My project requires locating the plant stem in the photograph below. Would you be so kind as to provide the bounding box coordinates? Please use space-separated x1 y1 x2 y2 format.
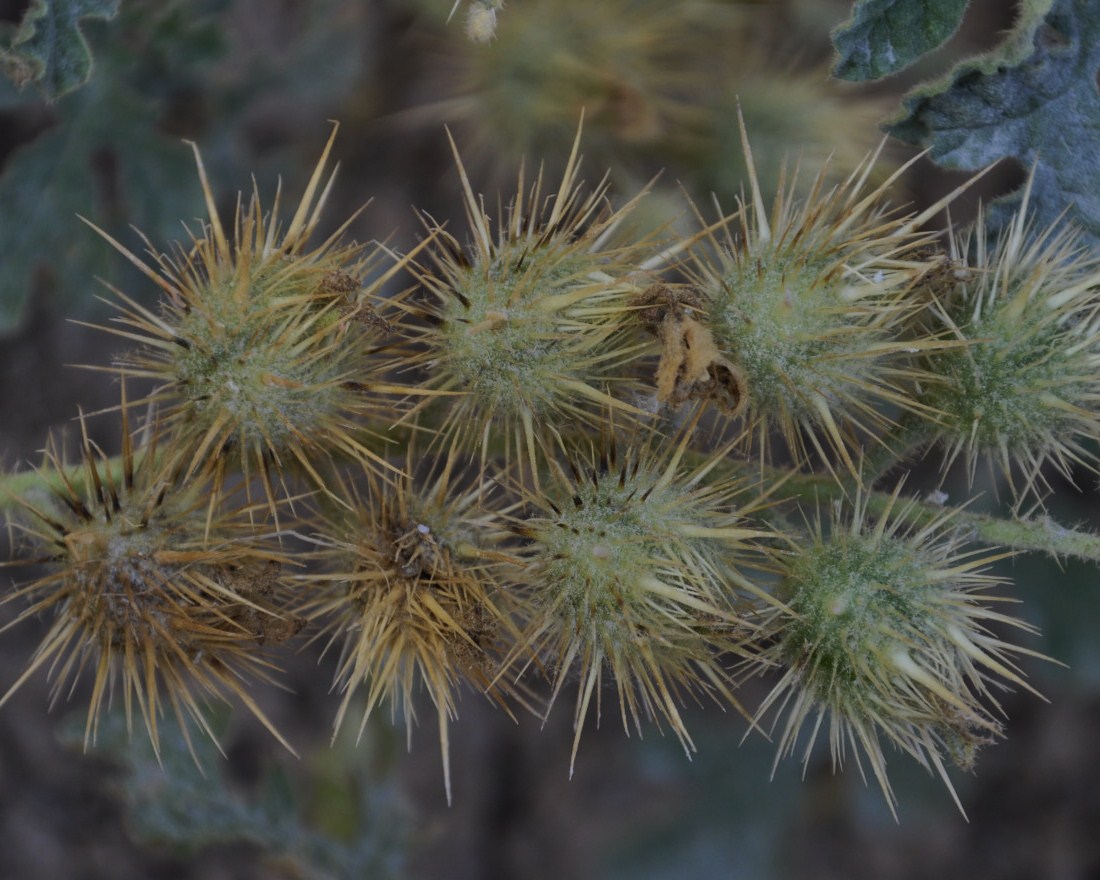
857 411 937 488
713 455 1100 565
6 442 1100 566
0 461 123 513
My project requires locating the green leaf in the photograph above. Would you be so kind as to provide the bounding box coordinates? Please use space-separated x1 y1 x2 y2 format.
886 0 1100 244
0 0 377 333
0 2 236 334
0 0 120 99
0 77 210 334
832 0 971 81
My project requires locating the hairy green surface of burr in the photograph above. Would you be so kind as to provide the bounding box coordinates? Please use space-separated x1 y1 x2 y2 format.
171 293 348 448
927 316 1084 450
780 532 935 691
437 245 602 419
534 470 688 622
512 435 769 767
706 249 883 413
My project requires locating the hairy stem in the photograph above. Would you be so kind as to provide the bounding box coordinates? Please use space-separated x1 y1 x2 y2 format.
1 460 121 511
856 411 938 489
714 456 1100 565
5 443 1100 565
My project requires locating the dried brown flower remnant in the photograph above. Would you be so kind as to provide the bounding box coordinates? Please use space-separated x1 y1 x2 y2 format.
635 284 746 415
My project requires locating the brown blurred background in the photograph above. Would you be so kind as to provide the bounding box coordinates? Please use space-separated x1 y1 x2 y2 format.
2 1 1099 878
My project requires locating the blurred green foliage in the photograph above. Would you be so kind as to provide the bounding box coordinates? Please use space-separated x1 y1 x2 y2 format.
0 0 227 333
0 0 119 98
0 0 372 334
60 709 408 880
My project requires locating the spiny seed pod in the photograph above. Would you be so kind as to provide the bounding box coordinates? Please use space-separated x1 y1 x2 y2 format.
305 450 520 804
395 127 655 472
86 125 412 507
919 176 1100 506
1 400 302 757
681 115 980 472
751 486 1043 817
508 423 776 770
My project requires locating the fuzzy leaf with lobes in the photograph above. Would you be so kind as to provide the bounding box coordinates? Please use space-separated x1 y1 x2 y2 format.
0 2 229 334
831 0 970 81
887 0 1100 244
60 711 404 880
0 86 207 333
0 0 119 98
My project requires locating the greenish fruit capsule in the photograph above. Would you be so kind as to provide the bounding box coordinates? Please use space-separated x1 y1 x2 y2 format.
752 488 1042 818
508 426 777 771
87 126 413 508
919 177 1100 506
681 114 989 472
396 127 657 472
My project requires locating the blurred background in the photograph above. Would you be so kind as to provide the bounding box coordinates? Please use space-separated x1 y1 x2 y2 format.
2 0 1099 877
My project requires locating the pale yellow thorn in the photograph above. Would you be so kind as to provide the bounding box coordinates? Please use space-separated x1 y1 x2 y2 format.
736 102 770 244
186 141 231 264
284 121 341 248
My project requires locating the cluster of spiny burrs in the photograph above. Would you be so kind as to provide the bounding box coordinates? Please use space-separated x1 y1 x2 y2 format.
2 118 1071 814
2 124 414 762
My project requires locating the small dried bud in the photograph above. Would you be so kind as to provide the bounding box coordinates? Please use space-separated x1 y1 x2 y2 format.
465 2 498 42
635 284 746 416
